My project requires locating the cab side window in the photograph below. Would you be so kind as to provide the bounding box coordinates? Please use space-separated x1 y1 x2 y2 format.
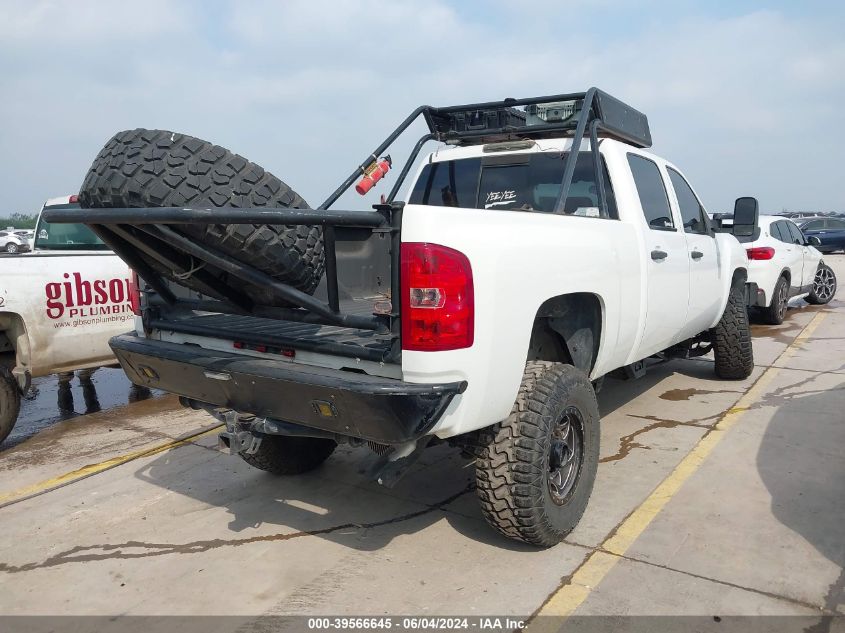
769 222 786 242
802 220 825 231
627 154 674 230
667 168 709 235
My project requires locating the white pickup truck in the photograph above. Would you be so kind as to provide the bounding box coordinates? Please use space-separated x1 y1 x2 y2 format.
0 195 135 443
53 89 756 546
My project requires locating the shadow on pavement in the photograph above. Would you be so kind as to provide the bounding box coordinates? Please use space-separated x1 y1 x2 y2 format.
125 359 732 556
756 375 845 616
131 434 545 554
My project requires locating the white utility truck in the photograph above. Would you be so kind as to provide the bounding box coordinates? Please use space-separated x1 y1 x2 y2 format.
52 88 757 546
0 196 135 443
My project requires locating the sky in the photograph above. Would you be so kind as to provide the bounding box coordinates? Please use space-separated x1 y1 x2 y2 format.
1 0 843 215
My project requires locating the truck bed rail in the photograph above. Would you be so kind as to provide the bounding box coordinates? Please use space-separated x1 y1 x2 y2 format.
42 203 403 362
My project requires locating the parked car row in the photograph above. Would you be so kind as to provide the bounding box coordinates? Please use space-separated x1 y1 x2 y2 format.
711 215 845 251
778 211 844 220
797 216 845 253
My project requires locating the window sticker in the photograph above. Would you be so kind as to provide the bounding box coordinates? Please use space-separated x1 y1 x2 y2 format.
484 190 517 209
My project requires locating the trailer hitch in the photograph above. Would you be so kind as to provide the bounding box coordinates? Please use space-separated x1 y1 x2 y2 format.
218 428 262 456
178 400 262 456
180 396 433 486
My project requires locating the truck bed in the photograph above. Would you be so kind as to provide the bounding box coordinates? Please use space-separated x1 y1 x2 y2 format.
150 298 393 362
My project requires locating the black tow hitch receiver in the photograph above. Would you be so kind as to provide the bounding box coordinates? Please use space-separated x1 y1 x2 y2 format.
212 409 262 456
218 430 261 456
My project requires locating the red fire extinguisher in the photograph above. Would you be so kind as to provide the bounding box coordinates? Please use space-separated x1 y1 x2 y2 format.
355 155 392 195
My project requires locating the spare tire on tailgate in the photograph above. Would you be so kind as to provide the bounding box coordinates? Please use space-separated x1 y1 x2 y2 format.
78 129 324 305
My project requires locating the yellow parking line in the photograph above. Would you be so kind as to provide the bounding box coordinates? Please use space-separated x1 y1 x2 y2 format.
536 310 828 619
0 424 222 508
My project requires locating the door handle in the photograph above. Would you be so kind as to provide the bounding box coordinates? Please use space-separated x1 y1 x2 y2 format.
691 250 704 260
651 249 668 261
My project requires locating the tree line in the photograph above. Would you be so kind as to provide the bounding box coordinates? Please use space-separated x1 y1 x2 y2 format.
0 213 38 229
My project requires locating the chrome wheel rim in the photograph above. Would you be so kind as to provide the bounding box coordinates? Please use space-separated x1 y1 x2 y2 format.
776 281 788 319
813 267 836 302
548 406 585 505
6 243 16 253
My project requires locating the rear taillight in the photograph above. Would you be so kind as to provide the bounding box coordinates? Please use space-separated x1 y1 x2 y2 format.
128 270 141 316
746 246 775 260
69 194 79 204
401 242 474 351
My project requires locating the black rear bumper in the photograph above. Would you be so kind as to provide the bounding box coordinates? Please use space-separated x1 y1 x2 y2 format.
110 334 465 445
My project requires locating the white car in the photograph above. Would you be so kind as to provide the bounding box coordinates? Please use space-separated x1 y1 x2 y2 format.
745 215 837 324
0 230 31 254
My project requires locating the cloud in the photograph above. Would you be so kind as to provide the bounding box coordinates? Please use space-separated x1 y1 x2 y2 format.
0 1 842 214
0 0 191 42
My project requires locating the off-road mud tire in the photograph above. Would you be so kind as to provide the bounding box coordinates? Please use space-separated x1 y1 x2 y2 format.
475 361 600 547
0 369 21 444
78 129 324 305
712 284 754 379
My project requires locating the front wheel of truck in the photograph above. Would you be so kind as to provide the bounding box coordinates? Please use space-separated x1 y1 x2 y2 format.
241 435 337 475
0 369 21 444
475 361 600 548
712 284 754 380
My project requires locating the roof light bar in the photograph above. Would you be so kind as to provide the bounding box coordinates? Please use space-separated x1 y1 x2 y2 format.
424 89 652 148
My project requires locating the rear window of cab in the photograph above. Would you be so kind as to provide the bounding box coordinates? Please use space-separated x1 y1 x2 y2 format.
34 204 110 251
409 152 618 219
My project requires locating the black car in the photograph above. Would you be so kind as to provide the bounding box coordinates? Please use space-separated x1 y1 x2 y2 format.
798 217 845 254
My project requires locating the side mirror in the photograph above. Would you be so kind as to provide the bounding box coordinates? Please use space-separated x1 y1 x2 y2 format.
808 235 822 247
732 197 759 237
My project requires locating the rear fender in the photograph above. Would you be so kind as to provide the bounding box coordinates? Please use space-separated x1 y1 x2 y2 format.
530 293 603 375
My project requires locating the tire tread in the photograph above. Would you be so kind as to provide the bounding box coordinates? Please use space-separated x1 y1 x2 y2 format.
78 129 324 302
0 369 21 444
475 361 599 547
713 284 754 379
